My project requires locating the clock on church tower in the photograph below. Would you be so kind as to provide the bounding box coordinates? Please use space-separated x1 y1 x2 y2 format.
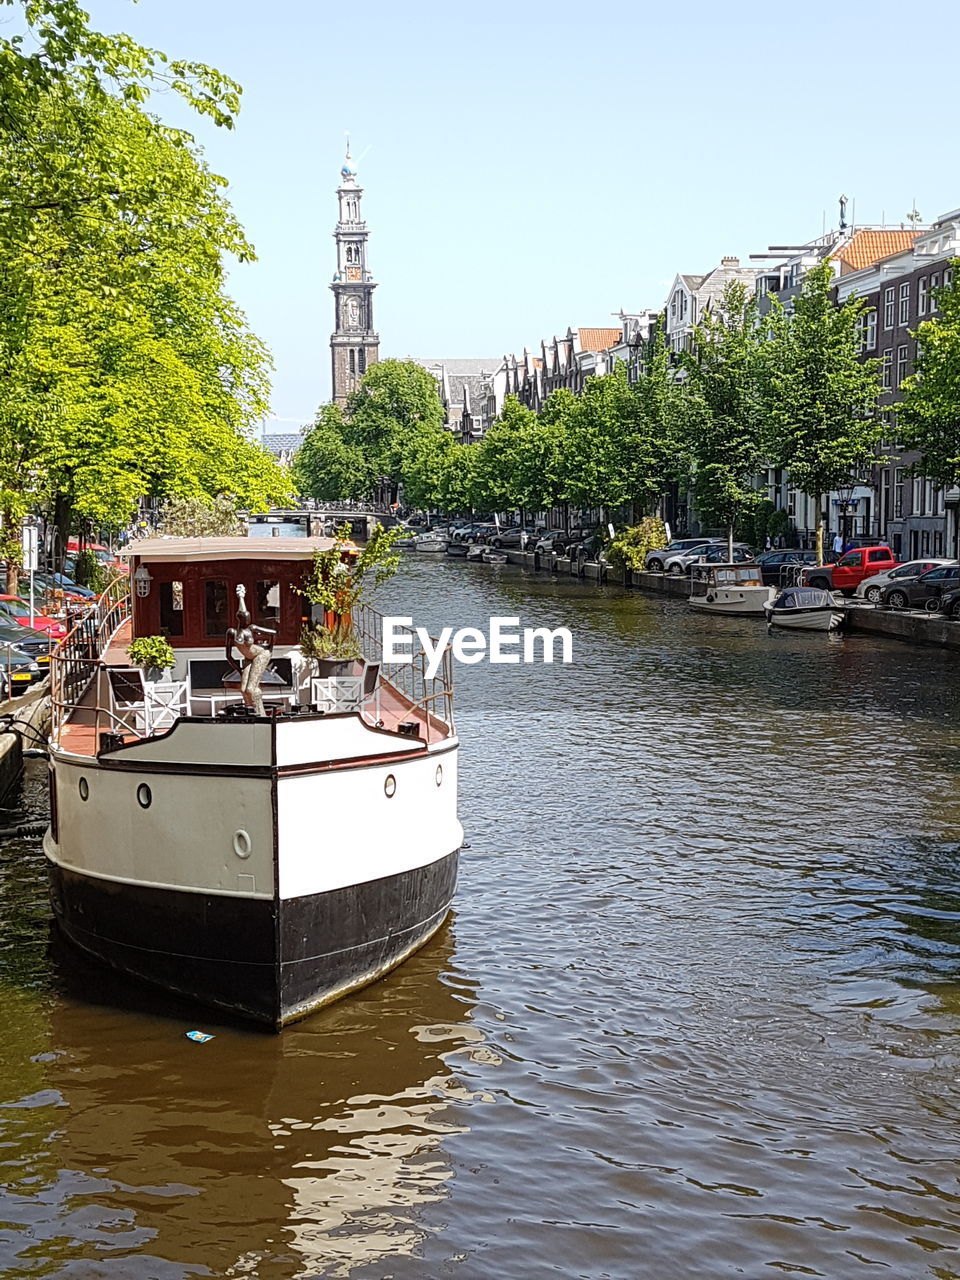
330 148 379 406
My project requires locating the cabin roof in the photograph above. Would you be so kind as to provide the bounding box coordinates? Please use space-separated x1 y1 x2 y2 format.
122 536 350 563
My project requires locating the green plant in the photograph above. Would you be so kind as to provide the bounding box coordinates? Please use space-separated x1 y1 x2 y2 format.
127 635 176 671
298 618 363 664
607 516 668 571
298 522 405 617
72 547 108 593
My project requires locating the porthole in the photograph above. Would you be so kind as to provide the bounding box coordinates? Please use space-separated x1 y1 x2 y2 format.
233 829 252 860
435 764 443 787
384 774 397 799
78 776 89 802
136 783 152 810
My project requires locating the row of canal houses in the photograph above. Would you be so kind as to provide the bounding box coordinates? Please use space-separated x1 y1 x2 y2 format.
440 207 960 559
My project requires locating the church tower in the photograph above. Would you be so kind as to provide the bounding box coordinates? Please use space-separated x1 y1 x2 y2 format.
330 146 379 406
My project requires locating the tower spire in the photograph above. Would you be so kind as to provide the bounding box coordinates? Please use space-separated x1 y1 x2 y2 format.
329 145 379 406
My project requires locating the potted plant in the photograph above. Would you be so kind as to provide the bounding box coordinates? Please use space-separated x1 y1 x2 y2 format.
127 635 176 682
299 616 364 678
296 522 404 676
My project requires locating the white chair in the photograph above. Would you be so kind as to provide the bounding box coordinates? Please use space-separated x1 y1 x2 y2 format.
107 668 148 735
144 680 188 732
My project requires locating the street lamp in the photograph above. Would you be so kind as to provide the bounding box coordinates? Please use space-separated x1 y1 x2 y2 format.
836 479 856 550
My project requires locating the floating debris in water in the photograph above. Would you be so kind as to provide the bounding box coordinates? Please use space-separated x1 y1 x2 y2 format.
185 1031 214 1043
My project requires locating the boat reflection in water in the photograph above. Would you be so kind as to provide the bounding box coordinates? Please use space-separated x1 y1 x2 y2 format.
0 922 486 1280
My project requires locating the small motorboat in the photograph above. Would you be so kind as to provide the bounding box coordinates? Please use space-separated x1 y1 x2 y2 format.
465 543 485 562
445 541 468 558
414 532 447 553
688 563 775 615
764 585 844 632
482 549 508 565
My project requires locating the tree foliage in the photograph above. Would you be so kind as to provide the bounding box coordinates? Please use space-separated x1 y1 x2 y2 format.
898 261 960 492
680 282 767 554
0 2 289 568
761 262 882 559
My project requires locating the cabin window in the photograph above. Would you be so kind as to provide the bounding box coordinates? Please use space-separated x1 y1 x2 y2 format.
256 580 280 626
204 580 229 637
158 580 184 637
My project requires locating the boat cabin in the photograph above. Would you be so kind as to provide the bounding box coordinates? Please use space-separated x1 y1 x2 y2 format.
690 563 764 590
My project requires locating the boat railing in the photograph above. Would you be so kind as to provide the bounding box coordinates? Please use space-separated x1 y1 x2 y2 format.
352 601 455 740
50 575 131 741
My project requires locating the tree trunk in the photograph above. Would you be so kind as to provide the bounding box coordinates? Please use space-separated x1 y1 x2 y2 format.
53 493 72 574
814 494 824 565
5 558 17 597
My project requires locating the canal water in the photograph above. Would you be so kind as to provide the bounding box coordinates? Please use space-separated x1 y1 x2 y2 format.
1 555 960 1278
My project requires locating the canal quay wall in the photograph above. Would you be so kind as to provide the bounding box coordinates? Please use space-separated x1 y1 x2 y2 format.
500 549 960 652
0 682 49 800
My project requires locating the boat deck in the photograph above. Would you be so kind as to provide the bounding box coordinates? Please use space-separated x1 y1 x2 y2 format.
58 619 448 758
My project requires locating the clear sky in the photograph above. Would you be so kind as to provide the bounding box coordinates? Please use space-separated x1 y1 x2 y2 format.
62 0 960 431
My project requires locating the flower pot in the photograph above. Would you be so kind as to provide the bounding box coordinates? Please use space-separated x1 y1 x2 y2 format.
314 658 357 678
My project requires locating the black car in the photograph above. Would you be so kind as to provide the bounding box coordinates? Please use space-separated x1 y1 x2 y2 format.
935 585 960 621
567 530 608 560
754 549 818 586
881 563 960 610
0 637 43 698
0 621 52 666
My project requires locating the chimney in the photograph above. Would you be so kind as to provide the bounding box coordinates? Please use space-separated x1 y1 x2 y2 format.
720 255 740 268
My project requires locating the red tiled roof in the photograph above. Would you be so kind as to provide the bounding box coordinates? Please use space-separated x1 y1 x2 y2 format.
833 229 921 273
576 327 622 352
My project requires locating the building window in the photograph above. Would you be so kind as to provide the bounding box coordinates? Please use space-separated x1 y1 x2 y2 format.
894 468 904 518
934 530 944 556
896 344 909 387
881 469 891 531
858 310 877 351
359 348 366 374
158 580 184 638
921 529 931 555
913 475 923 515
945 267 955 291
255 581 280 626
883 286 895 329
930 273 940 310
349 349 355 374
919 277 929 315
898 282 910 326
882 349 893 389
204 580 228 638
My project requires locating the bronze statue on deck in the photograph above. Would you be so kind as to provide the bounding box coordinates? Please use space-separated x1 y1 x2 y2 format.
225 585 275 716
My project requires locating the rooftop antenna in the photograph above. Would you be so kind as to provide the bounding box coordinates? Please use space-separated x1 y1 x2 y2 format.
907 200 922 226
839 194 848 230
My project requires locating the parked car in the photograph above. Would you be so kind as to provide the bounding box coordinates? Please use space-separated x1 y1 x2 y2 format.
533 530 570 554
664 543 754 575
938 585 960 621
567 530 608 560
854 558 952 604
0 621 53 666
754 549 818 586
644 538 724 573
881 563 960 610
0 594 67 639
488 526 538 549
801 546 897 595
0 638 43 698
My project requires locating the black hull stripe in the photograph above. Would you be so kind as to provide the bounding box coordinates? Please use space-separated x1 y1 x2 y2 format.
50 850 459 1026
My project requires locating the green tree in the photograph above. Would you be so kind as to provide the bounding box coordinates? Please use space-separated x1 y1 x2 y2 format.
562 364 643 517
630 322 688 521
157 495 247 538
293 405 376 502
761 261 882 563
345 359 446 500
679 282 767 558
898 261 960 555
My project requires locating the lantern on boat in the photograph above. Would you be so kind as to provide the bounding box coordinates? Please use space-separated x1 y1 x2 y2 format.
133 563 153 598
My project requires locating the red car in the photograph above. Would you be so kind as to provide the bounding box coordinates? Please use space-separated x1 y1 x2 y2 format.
0 594 67 639
803 546 898 596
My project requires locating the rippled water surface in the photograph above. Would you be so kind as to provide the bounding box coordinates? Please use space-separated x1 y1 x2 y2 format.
2 556 960 1278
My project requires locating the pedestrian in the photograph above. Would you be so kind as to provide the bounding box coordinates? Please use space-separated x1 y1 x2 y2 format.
832 531 843 557
764 534 772 551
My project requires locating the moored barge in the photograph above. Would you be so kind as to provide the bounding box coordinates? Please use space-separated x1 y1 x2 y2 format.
44 537 462 1028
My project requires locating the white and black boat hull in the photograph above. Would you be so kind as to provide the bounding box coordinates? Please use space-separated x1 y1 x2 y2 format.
45 715 463 1028
765 608 843 632
48 850 458 1027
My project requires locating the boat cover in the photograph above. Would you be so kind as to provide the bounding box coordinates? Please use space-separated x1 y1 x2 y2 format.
771 587 835 610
